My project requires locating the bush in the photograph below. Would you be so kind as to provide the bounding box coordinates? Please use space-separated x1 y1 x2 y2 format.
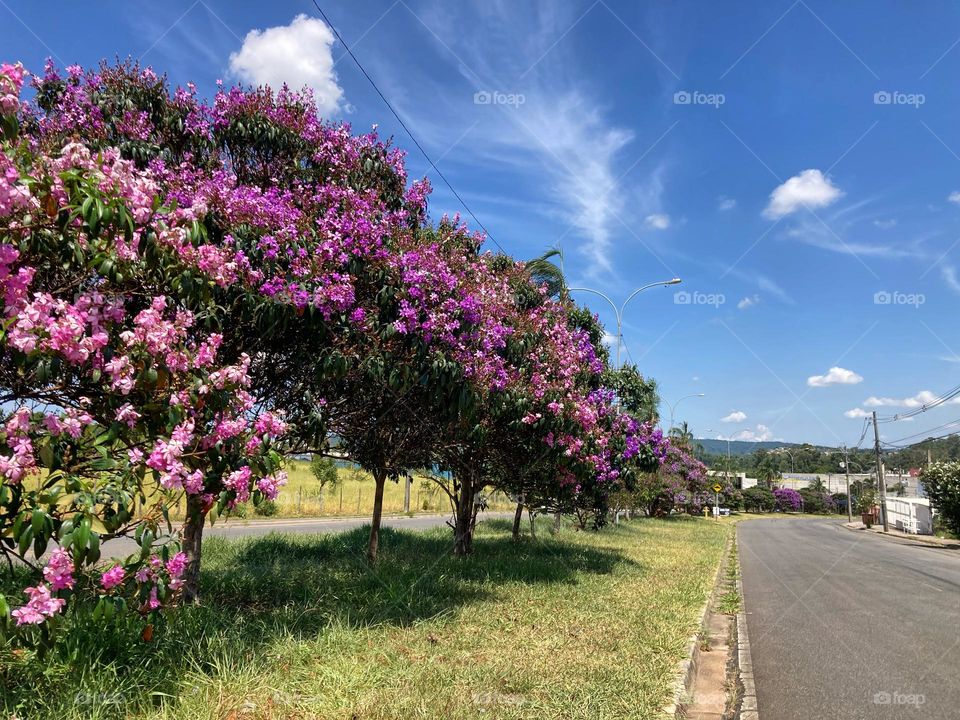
743 487 775 512
919 462 960 536
831 493 848 514
799 487 834 514
254 500 280 517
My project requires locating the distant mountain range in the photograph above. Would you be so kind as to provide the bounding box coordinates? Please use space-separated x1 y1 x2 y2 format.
692 439 806 457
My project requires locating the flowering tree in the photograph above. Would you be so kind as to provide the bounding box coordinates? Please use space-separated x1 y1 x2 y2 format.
0 56 675 640
773 487 803 512
0 62 287 630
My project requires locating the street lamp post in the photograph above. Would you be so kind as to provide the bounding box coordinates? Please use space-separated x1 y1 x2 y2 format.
667 393 705 431
783 448 795 474
706 428 752 488
840 447 863 525
568 278 682 367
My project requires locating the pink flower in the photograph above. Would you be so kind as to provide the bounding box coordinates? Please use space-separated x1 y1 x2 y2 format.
100 564 125 590
115 403 140 428
42 548 74 591
166 552 188 578
256 470 287 500
11 584 65 625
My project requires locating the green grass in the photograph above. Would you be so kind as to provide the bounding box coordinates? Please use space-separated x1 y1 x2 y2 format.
1 516 729 719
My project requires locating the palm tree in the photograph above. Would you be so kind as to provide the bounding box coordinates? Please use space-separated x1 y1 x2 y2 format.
669 421 694 448
524 248 566 298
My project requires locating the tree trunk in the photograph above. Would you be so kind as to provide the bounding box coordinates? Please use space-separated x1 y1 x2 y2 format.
180 493 206 604
511 498 524 541
528 508 536 539
367 468 387 565
553 511 562 534
453 471 475 556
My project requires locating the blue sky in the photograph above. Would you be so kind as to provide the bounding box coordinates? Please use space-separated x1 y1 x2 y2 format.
5 0 960 448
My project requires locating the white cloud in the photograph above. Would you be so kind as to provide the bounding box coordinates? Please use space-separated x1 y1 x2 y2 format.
718 196 737 211
864 390 960 408
872 218 897 229
737 295 759 310
717 425 778 442
948 191 960 204
763 169 843 219
844 408 871 418
645 213 670 230
721 410 747 423
807 366 863 387
229 14 344 115
942 265 960 294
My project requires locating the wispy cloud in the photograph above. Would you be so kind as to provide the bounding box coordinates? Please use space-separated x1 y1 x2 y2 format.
718 196 737 211
942 264 960 293
385 0 670 278
645 213 671 230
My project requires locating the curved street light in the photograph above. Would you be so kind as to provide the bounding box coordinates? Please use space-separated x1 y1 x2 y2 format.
568 278 682 367
666 393 705 431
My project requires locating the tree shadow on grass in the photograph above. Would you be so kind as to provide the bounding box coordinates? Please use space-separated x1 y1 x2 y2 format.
200 522 635 632
0 522 638 720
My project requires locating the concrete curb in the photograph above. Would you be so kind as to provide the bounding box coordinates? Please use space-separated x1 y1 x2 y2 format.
840 521 960 550
735 556 759 720
660 527 735 718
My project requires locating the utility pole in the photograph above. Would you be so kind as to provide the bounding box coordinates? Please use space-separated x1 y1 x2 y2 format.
842 445 853 524
871 411 889 532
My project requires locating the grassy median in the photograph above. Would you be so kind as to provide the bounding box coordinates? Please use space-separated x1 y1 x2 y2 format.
2 515 729 720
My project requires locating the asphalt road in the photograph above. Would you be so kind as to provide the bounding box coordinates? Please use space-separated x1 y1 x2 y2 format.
100 511 511 558
739 517 960 720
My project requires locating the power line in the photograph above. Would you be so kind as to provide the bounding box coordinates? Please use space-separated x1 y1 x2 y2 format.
308 0 505 255
853 417 871 449
881 418 960 448
874 383 960 423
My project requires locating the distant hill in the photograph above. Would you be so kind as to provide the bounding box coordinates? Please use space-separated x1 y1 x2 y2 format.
692 439 805 457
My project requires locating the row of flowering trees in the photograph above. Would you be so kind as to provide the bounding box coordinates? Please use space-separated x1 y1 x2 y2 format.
0 59 678 640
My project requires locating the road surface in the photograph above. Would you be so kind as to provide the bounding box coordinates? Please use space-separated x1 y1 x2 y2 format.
739 517 960 719
102 511 511 558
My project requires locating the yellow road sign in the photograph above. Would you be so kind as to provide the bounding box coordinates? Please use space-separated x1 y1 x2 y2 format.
712 483 723 493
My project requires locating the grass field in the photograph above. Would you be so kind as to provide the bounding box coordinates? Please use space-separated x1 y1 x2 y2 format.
166 460 517 520
1 515 730 719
